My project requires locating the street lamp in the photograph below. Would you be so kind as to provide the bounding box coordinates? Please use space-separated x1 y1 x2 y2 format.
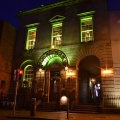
64 66 69 119
13 69 23 115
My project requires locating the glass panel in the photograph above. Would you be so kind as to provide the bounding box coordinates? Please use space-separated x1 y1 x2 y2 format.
23 65 34 87
26 28 36 50
81 17 94 42
52 23 62 47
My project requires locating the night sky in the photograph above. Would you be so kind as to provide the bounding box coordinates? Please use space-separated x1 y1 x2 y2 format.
0 0 120 29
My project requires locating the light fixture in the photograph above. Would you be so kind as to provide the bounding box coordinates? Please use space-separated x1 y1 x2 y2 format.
39 68 42 72
51 45 55 49
60 96 68 105
65 66 68 71
101 68 113 77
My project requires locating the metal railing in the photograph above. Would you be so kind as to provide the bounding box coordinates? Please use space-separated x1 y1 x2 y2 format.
103 95 120 109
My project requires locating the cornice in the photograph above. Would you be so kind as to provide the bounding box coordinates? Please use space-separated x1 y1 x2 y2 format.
18 0 84 17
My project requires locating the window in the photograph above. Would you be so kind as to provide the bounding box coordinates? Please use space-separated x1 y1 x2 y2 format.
23 65 34 87
49 15 65 48
52 23 62 47
81 16 93 42
26 28 37 50
77 11 95 43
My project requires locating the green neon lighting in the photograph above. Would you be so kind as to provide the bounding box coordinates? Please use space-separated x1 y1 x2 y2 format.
80 15 93 42
47 57 62 66
26 23 39 27
20 60 33 68
51 22 63 46
81 16 92 21
26 27 37 50
42 54 60 66
23 65 33 81
77 11 95 17
38 49 68 67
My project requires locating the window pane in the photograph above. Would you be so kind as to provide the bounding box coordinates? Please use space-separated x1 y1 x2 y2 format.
52 24 62 47
23 65 34 87
26 28 36 50
81 17 94 42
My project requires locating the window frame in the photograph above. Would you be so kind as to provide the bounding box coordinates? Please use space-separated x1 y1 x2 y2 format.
26 27 37 50
51 22 63 47
25 23 39 50
23 65 34 87
77 11 95 43
80 16 94 42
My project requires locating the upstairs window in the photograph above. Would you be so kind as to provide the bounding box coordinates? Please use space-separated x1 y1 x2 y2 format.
49 15 65 48
26 28 37 50
52 23 62 47
81 17 93 42
23 65 34 87
26 23 39 50
77 11 95 43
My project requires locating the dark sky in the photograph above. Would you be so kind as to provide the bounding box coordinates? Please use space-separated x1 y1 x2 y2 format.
0 0 60 28
0 0 120 29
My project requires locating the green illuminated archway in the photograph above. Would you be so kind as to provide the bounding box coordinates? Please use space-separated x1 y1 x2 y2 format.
20 60 34 69
37 49 68 68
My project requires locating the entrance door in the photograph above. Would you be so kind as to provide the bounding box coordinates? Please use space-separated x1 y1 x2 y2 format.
78 55 101 105
50 71 60 101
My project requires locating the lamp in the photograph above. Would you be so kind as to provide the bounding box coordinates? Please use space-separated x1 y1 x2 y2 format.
39 68 42 72
65 66 68 71
101 68 113 77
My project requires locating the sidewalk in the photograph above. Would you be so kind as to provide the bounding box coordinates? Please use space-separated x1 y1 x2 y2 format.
0 109 120 120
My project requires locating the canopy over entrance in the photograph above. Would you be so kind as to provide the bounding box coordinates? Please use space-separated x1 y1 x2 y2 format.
37 49 68 69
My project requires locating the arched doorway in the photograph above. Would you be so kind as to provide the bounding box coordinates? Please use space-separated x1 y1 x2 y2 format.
78 55 101 105
37 49 69 102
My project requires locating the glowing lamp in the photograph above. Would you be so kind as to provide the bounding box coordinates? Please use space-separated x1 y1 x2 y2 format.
60 96 68 105
39 68 42 72
101 68 113 76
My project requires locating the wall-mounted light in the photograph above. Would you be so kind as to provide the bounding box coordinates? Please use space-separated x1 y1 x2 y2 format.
101 68 113 77
65 66 68 71
39 68 42 72
68 71 75 76
51 45 55 49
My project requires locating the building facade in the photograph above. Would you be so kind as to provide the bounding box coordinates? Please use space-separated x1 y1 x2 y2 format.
12 0 119 111
0 20 17 95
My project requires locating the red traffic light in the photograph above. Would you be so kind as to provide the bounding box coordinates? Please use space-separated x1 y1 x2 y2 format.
18 69 23 75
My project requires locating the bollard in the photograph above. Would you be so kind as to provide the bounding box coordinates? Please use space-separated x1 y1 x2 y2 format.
30 98 36 116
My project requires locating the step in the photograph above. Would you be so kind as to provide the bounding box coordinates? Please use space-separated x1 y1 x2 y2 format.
71 105 101 113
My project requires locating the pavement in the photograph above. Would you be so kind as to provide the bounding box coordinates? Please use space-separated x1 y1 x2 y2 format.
0 109 120 120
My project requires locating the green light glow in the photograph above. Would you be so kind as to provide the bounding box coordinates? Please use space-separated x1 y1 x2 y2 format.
20 60 34 68
42 54 62 66
77 11 95 17
26 26 37 50
26 23 39 27
81 16 92 21
47 57 62 67
38 49 68 68
80 16 93 42
23 65 33 81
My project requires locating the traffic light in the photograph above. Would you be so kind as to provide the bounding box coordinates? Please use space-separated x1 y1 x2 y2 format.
18 69 23 75
17 69 23 80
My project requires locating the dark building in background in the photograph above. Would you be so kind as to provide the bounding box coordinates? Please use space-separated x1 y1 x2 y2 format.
11 0 120 112
0 20 17 95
